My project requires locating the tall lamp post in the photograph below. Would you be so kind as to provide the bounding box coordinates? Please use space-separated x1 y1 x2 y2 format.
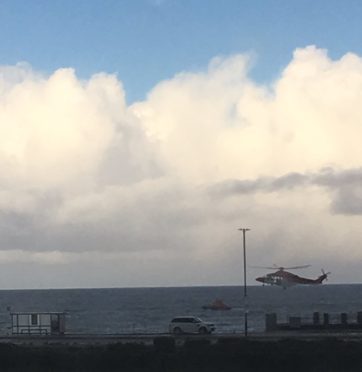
238 228 250 336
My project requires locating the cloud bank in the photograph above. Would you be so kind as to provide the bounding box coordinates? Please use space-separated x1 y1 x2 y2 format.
0 46 362 288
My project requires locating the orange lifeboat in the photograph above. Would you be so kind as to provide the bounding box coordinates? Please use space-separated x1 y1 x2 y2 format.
202 299 231 311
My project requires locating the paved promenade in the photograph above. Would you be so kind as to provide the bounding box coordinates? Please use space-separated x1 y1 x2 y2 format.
2 330 362 346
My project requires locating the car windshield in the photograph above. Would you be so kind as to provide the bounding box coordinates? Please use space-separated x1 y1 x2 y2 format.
193 317 202 323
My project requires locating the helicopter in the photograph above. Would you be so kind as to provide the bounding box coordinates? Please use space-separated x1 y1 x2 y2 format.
253 265 330 289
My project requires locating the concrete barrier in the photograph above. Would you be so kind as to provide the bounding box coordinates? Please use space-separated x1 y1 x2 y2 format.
265 313 277 332
357 312 362 325
341 313 348 326
313 312 320 325
323 313 329 326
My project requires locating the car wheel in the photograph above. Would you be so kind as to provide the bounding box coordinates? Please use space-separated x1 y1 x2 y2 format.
198 327 207 334
173 327 182 335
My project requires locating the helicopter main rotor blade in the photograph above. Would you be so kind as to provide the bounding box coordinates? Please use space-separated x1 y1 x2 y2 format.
283 265 311 270
249 264 311 270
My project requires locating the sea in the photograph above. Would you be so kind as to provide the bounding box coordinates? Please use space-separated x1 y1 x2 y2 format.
1 284 362 335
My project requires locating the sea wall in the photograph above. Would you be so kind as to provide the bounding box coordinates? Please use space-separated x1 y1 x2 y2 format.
1 337 362 371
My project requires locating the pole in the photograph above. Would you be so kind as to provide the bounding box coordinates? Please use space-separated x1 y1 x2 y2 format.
243 229 247 298
238 228 250 337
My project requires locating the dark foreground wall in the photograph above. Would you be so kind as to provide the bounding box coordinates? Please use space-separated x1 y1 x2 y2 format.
1 337 362 371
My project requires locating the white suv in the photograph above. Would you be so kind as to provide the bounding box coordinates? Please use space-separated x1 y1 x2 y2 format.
169 316 215 334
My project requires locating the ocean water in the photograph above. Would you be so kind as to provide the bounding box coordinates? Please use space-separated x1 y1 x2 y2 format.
1 284 362 335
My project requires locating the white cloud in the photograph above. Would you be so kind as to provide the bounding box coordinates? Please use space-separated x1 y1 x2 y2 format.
134 46 362 182
0 46 362 287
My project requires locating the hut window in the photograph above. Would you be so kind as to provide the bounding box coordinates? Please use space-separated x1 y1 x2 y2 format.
31 314 38 325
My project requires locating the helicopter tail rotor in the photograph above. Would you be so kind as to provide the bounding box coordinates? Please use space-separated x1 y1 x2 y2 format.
321 269 331 281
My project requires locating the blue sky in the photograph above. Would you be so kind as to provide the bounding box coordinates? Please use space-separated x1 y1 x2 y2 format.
1 0 362 103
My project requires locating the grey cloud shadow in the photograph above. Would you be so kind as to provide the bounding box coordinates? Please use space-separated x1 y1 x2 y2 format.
210 167 362 215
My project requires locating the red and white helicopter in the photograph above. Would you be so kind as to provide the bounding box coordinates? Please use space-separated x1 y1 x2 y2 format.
253 265 330 289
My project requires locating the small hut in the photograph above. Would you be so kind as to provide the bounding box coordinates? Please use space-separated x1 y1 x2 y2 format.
11 312 66 336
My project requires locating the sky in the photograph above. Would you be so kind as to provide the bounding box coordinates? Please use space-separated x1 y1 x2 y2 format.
0 0 362 288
